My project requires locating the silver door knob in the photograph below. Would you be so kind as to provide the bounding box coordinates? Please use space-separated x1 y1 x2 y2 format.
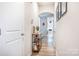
21 33 24 36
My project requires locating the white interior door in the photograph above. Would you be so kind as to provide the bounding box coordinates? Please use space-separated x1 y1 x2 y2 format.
0 3 25 56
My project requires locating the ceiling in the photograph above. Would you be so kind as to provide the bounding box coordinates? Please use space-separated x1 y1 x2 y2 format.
38 2 55 6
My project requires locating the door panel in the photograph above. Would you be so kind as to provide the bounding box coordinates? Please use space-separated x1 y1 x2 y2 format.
0 3 25 56
40 17 47 36
5 38 24 56
47 17 54 36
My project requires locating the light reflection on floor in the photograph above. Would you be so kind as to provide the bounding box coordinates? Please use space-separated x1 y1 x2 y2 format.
47 34 54 48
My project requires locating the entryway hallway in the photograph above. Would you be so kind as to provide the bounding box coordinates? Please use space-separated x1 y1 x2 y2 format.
1 2 79 56
32 2 56 56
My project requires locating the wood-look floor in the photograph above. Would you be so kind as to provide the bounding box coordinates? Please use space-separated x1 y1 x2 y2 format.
32 34 56 56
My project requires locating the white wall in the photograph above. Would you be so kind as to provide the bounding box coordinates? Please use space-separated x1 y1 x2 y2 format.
24 3 32 56
32 2 39 27
56 2 79 56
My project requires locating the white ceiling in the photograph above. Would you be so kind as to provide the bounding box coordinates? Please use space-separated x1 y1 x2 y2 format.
38 2 54 6
37 2 55 14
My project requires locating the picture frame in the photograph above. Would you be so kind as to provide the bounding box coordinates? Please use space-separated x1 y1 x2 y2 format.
56 2 67 22
56 2 61 21
61 2 67 17
58 2 61 19
56 5 59 21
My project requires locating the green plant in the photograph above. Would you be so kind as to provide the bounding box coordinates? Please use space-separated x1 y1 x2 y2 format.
36 26 39 31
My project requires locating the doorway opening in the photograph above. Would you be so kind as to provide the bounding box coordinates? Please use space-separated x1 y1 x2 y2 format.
39 12 56 56
32 2 56 56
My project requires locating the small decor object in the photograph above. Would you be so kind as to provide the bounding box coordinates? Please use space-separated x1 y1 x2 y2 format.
32 33 42 52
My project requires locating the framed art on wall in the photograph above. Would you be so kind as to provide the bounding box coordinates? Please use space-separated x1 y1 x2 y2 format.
61 2 67 17
56 2 67 22
56 5 59 21
56 2 61 21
